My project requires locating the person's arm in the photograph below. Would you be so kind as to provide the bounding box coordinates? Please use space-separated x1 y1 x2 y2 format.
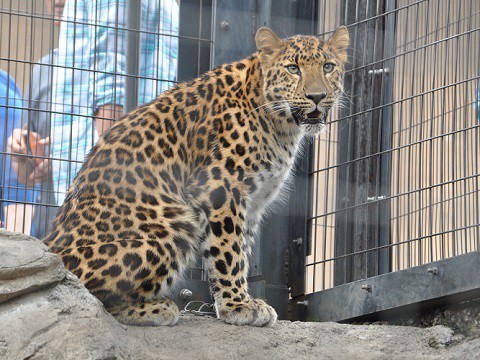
7 128 50 186
1 74 36 235
90 1 127 136
3 204 33 234
3 142 34 234
3 133 34 235
95 104 123 136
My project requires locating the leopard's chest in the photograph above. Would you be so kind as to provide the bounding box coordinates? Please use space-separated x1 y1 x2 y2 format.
246 142 300 215
252 166 291 205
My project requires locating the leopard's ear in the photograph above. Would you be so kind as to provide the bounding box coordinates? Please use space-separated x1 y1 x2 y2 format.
255 27 283 54
328 26 350 63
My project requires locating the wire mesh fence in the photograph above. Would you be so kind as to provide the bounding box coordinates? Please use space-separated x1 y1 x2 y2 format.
0 0 217 288
1 1 57 236
0 0 204 239
307 0 480 293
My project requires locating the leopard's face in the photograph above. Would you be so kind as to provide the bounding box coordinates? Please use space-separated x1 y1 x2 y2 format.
256 27 349 134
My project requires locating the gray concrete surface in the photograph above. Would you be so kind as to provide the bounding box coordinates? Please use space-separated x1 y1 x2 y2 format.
1 230 479 359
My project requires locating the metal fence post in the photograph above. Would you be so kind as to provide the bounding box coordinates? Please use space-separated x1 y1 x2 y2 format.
124 1 141 113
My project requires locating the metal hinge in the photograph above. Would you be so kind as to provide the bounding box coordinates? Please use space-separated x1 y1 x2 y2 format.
292 237 303 246
368 67 390 76
284 248 290 287
367 195 387 202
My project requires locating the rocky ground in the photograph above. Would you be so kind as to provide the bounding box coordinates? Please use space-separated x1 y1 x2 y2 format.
385 298 480 339
1 230 480 360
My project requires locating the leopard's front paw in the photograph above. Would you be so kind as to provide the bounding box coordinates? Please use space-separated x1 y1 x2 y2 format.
218 298 277 326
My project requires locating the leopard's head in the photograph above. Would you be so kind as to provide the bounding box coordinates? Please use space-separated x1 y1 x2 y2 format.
255 26 349 134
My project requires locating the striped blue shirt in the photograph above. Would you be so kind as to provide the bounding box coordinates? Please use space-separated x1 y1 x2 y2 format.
51 0 178 205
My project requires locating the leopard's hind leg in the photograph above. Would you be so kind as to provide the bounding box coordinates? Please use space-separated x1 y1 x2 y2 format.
109 298 179 326
53 201 210 327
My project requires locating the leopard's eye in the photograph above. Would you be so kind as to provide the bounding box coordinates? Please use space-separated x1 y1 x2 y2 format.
323 62 335 73
286 65 300 75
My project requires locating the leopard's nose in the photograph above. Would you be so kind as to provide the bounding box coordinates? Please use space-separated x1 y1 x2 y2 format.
306 93 327 105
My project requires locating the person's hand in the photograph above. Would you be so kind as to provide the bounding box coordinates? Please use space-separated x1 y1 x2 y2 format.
95 104 123 136
6 128 50 187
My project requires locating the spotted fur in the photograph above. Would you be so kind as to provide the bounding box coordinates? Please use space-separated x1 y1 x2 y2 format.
44 27 349 327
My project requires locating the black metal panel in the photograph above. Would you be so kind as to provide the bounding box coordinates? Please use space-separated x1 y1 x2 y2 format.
213 0 319 64
334 0 365 286
176 0 319 318
377 0 397 275
212 0 257 66
286 141 313 298
212 0 319 311
255 0 319 304
174 0 216 305
178 0 213 82
334 0 394 285
174 280 211 311
296 252 480 322
286 0 319 298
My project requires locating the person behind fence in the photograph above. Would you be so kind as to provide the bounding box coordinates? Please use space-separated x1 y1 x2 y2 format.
6 0 66 239
0 70 36 234
50 0 179 207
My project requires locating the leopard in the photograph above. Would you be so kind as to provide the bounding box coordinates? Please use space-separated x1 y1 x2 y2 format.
44 26 349 327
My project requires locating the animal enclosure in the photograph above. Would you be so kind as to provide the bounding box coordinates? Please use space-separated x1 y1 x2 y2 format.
1 0 479 321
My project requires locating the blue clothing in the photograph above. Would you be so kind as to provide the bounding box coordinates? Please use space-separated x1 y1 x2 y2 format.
23 50 58 238
51 0 179 205
0 70 35 222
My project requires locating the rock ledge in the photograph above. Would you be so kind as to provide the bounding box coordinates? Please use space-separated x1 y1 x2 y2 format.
1 230 479 359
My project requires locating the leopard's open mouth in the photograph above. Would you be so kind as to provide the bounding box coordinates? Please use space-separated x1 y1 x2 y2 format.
302 109 327 125
292 107 329 126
